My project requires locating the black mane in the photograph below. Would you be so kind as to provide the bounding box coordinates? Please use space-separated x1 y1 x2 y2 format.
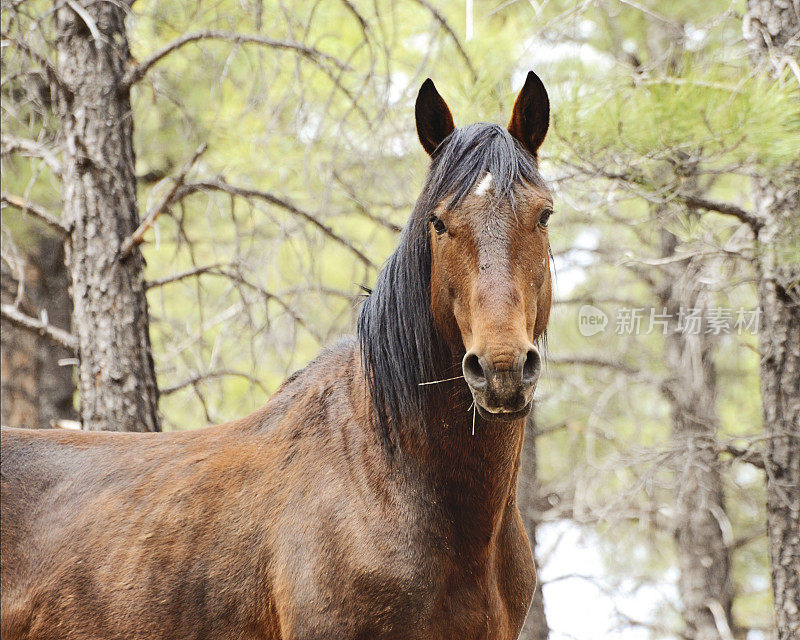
357 123 544 451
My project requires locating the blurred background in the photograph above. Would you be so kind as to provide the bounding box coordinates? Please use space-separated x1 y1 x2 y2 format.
2 1 799 638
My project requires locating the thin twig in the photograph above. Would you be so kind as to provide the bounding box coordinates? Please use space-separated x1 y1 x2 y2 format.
145 262 225 289
171 179 375 268
1 192 69 235
119 144 206 259
548 355 640 377
1 134 63 176
0 34 70 96
121 30 349 89
160 369 267 395
409 0 477 81
147 260 316 338
0 303 78 351
567 158 762 231
719 442 766 471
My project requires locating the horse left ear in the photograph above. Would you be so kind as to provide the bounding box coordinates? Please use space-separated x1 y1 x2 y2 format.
508 71 549 157
415 79 455 156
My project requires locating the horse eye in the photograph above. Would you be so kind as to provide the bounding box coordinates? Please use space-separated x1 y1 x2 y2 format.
430 215 447 235
538 209 553 228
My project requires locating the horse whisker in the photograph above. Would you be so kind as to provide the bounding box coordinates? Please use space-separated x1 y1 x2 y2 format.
418 375 465 386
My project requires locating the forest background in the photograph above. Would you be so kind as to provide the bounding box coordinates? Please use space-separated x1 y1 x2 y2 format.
2 1 799 638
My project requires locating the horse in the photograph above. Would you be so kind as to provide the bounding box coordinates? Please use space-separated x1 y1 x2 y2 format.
1 71 554 640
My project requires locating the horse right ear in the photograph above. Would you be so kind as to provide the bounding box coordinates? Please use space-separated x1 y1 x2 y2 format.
507 71 549 158
415 79 455 156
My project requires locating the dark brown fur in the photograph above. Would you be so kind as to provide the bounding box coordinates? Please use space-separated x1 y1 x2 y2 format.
1 73 553 640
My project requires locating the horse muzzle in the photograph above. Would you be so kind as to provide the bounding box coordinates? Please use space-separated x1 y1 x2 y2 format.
462 347 540 422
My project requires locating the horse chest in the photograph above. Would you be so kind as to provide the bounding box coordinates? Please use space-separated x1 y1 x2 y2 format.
282 508 534 640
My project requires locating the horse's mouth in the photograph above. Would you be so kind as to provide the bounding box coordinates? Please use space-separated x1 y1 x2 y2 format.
475 400 533 423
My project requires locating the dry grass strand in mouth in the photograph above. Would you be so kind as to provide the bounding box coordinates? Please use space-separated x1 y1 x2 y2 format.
417 375 465 386
466 399 477 436
472 402 476 436
419 374 475 433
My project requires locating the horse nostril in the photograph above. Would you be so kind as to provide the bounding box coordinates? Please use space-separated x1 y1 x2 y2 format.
522 348 541 384
462 352 487 389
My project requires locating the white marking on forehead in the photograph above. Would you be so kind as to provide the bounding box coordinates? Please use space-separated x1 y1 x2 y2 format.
474 172 493 196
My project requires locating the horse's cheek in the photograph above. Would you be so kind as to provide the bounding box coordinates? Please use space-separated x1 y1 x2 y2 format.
533 278 552 339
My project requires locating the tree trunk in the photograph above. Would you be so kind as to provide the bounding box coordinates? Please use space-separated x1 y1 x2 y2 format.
519 413 551 640
658 228 733 640
54 1 160 432
752 175 800 640
1 234 77 429
743 3 800 638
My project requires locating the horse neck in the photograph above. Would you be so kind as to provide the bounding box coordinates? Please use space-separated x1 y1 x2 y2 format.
398 372 527 543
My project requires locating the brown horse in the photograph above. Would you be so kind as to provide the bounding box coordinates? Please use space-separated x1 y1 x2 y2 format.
1 71 553 640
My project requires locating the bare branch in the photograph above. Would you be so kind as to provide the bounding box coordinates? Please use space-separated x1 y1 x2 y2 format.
0 34 70 96
172 179 376 269
548 355 663 386
160 369 267 395
65 1 104 45
121 31 350 89
531 419 571 438
556 295 641 307
332 170 404 233
147 261 319 339
202 265 318 338
409 0 477 81
145 263 225 289
718 442 767 471
706 599 736 640
119 144 206 258
1 134 62 176
679 193 762 231
732 527 766 550
564 158 762 230
1 192 69 235
548 355 641 377
1 303 78 351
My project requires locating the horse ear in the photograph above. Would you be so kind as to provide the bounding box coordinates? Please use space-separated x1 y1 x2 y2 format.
415 79 455 156
508 71 549 157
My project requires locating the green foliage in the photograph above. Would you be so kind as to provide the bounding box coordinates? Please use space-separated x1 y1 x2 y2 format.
558 66 800 170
